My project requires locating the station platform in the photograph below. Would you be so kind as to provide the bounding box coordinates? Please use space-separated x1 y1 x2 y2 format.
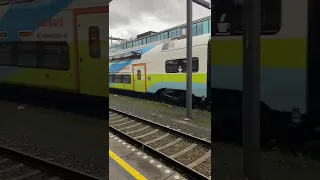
109 132 186 180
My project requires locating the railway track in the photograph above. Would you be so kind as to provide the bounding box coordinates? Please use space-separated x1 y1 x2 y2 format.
109 107 212 180
0 145 102 180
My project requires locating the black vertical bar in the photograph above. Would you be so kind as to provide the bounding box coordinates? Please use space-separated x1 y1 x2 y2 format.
242 0 262 179
186 0 193 119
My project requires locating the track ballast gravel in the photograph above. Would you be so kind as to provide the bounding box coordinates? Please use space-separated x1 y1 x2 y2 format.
109 109 211 178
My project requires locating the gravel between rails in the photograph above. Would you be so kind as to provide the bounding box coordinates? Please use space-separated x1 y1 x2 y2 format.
175 146 210 165
109 110 212 178
129 127 156 137
120 124 146 133
0 137 107 179
109 116 127 123
148 135 178 149
193 158 211 177
109 99 211 141
138 131 167 142
160 140 193 156
112 121 138 130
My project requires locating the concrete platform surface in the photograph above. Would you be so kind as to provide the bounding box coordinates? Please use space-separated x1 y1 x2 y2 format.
109 132 186 180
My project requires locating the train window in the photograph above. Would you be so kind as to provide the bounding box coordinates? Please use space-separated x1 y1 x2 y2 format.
122 52 130 60
177 28 181 36
15 42 38 67
169 30 175 38
129 50 141 60
137 70 141 80
89 26 100 58
164 32 168 39
213 0 281 35
17 54 37 67
112 54 122 61
0 43 12 65
122 75 131 84
43 42 70 70
192 24 197 36
17 42 37 52
161 32 167 40
114 75 122 83
1 41 69 70
203 20 209 34
111 50 141 62
165 57 199 73
110 75 131 84
197 22 203 35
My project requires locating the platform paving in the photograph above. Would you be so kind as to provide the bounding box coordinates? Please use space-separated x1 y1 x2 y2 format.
109 132 187 180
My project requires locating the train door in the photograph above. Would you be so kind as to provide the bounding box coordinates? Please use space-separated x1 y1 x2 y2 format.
75 7 109 97
132 64 146 93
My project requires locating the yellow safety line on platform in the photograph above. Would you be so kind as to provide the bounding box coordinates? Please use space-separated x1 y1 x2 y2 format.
109 149 148 180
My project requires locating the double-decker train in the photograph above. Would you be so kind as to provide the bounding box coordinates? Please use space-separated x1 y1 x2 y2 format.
0 0 109 98
109 35 210 103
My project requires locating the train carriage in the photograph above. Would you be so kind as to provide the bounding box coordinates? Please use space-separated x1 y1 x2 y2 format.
0 0 109 98
109 33 210 102
210 0 313 121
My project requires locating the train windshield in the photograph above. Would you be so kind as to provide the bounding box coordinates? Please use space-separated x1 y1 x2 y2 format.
212 0 281 35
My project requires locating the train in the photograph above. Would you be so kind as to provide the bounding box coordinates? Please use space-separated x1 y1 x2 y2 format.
0 0 109 99
109 33 210 104
110 0 320 146
109 15 212 104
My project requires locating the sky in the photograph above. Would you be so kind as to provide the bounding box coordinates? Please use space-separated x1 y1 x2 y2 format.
109 0 211 45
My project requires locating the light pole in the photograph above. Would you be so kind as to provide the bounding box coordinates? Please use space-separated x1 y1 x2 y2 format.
186 0 211 120
242 0 262 179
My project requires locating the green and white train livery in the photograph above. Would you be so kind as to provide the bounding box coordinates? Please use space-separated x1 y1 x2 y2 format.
0 0 109 98
109 33 210 101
